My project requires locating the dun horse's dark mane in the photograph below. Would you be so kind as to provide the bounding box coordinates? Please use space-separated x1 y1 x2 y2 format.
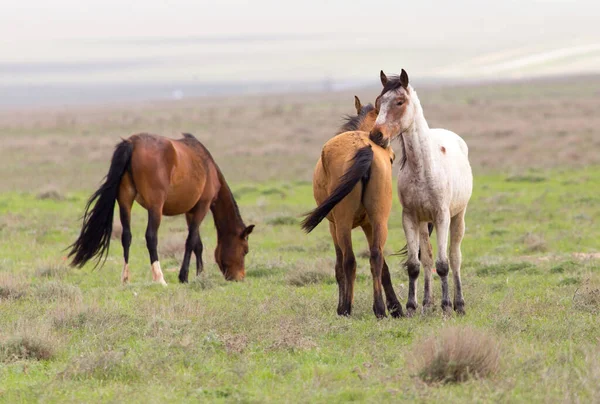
180 133 245 226
337 104 375 134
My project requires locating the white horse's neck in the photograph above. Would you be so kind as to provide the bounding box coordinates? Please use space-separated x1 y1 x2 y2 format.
402 88 433 175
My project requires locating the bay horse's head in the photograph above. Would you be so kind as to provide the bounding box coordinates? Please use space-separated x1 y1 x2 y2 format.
215 224 254 281
338 96 378 134
370 69 416 148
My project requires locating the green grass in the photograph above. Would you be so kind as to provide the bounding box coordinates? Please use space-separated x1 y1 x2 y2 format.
1 168 599 402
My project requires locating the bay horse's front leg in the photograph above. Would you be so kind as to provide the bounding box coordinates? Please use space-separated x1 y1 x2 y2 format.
146 208 167 286
179 203 211 283
402 211 421 316
434 211 452 313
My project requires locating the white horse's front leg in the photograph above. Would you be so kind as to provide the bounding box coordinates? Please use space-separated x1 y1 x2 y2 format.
402 211 420 316
434 211 451 313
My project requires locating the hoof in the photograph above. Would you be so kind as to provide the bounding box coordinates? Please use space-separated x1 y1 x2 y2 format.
421 302 435 315
388 303 404 318
337 307 351 317
442 301 453 315
454 301 466 316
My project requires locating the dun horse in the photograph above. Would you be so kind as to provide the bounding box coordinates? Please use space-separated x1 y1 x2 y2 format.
371 70 473 315
301 97 402 318
68 133 254 284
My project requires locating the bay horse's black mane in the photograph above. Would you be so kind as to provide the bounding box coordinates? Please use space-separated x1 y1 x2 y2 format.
180 133 245 227
337 104 375 134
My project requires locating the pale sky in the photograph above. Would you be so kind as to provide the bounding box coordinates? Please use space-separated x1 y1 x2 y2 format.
1 0 599 91
2 0 598 43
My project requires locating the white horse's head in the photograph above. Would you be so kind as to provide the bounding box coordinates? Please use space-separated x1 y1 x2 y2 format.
370 69 419 147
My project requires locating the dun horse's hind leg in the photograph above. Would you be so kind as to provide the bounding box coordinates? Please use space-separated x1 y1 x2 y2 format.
362 223 402 318
336 224 356 316
146 208 167 285
402 211 421 316
179 202 211 283
434 211 452 313
329 222 346 315
450 209 466 315
420 223 434 310
118 176 135 284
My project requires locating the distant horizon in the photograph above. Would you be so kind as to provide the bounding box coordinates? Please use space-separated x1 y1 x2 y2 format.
2 1 599 107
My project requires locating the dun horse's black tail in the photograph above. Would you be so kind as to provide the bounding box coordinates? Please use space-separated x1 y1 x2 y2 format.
301 146 373 233
68 140 133 268
396 223 435 258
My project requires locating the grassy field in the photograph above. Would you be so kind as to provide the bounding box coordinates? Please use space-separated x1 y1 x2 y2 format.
1 76 600 402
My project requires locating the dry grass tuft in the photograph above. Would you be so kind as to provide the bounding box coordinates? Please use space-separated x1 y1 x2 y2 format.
60 350 139 381
159 233 186 262
34 281 82 303
111 219 122 240
36 186 65 201
0 273 28 300
573 280 600 314
409 326 500 384
36 260 70 278
522 233 547 253
286 259 334 286
266 214 298 226
0 335 55 362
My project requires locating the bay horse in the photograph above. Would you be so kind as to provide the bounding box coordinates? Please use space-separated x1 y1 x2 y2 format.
301 98 402 318
68 133 254 284
371 70 473 315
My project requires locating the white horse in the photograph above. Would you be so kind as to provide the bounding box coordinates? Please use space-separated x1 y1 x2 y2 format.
370 69 473 315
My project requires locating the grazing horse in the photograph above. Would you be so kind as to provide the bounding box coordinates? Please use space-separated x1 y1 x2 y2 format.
371 70 473 315
301 99 402 318
68 133 254 284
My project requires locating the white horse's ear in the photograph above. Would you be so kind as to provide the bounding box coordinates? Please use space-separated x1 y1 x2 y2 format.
380 70 388 86
400 69 409 89
354 95 362 114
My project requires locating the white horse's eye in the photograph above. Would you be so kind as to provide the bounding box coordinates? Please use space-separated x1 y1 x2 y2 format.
396 101 404 106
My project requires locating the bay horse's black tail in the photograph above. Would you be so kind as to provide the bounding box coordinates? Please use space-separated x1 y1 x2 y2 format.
68 140 133 268
301 146 373 233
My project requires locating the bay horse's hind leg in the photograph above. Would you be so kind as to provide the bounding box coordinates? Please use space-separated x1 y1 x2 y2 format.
179 201 211 283
362 222 402 318
450 209 466 315
118 174 136 284
194 235 204 276
146 208 167 285
329 222 346 315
